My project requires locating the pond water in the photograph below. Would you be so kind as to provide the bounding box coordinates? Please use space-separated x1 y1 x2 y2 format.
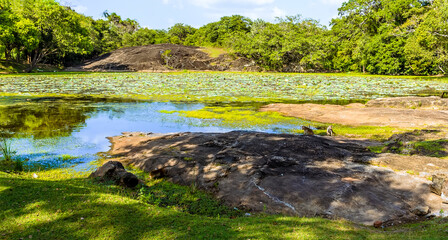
2 72 448 171
0 97 310 171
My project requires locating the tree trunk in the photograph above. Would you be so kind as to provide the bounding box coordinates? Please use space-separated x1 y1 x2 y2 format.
4 48 11 60
26 49 43 73
15 49 20 63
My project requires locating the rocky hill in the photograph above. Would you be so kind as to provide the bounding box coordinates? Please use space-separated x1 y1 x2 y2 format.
68 44 259 72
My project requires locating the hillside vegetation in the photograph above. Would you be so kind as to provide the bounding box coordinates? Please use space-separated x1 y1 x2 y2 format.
0 0 447 74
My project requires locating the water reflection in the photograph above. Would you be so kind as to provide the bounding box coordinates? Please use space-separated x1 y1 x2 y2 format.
2 98 304 171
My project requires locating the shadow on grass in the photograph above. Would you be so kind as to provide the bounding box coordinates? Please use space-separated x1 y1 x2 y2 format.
0 174 369 240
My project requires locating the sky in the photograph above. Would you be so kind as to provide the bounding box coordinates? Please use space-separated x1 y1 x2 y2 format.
58 0 346 30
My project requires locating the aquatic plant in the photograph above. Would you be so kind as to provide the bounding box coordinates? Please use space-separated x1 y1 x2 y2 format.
1 73 447 103
0 135 23 172
0 137 15 162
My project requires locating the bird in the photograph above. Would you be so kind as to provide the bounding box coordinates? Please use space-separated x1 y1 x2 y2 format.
327 125 335 136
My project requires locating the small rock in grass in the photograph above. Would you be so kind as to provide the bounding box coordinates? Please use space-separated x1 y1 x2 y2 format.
373 221 383 228
412 206 430 216
89 161 139 188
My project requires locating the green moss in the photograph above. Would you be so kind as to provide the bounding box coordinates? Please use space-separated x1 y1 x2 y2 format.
413 140 448 157
163 106 310 130
293 124 409 141
368 146 384 153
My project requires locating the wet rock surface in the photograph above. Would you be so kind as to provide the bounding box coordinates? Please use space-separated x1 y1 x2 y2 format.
107 131 448 225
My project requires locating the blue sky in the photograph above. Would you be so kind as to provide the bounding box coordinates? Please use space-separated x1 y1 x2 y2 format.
59 0 346 30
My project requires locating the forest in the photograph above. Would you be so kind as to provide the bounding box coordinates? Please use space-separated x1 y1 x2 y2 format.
0 0 447 75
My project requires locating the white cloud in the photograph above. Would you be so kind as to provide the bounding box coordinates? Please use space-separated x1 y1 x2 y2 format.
73 5 88 14
57 0 88 14
161 0 185 8
272 7 286 18
161 0 284 23
320 0 346 5
205 6 286 22
162 0 275 9
191 0 274 8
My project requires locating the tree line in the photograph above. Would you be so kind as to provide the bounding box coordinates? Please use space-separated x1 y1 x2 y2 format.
0 0 447 75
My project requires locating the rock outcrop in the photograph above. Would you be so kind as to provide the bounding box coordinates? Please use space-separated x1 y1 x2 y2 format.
366 96 448 110
107 131 448 225
260 97 448 128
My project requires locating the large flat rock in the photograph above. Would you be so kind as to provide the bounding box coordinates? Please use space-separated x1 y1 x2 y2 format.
260 102 448 128
107 131 448 225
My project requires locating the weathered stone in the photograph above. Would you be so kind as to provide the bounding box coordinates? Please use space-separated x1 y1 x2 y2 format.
412 206 430 216
366 96 448 110
107 131 448 226
431 174 447 196
260 99 448 128
89 161 139 188
89 161 125 179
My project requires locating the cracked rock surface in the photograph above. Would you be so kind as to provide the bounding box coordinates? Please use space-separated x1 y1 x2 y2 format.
107 131 448 225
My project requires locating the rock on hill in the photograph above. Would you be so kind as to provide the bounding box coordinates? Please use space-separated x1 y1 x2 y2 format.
68 44 259 72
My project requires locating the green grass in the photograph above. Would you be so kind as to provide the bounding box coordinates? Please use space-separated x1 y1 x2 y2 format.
311 124 411 141
0 60 28 73
368 145 384 153
379 139 448 157
199 47 228 58
413 140 448 157
1 169 448 239
0 60 62 74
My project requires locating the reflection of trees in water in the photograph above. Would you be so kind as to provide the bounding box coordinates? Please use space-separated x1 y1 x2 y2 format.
0 103 98 138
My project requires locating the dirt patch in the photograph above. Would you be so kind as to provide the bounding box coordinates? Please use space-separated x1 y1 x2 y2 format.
67 44 259 72
107 131 448 226
260 97 448 128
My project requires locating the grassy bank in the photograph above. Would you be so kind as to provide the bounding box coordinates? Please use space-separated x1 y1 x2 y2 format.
0 60 62 74
1 169 448 240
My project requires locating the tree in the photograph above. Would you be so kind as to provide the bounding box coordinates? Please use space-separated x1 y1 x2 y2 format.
122 28 169 47
5 0 93 71
185 15 252 46
403 0 448 74
230 16 331 72
168 23 196 44
331 0 432 74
